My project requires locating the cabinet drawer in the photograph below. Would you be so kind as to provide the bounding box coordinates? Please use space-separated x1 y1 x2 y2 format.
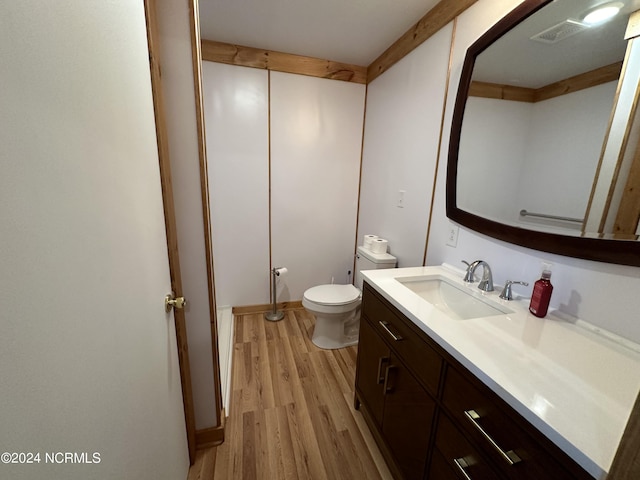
362 284 443 396
442 366 588 480
434 413 499 480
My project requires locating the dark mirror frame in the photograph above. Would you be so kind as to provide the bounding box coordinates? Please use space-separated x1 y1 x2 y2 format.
446 0 640 267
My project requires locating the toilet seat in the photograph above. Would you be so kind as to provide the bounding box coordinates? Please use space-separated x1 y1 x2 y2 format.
303 284 360 306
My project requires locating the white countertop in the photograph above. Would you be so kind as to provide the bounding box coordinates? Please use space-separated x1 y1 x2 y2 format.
361 265 640 480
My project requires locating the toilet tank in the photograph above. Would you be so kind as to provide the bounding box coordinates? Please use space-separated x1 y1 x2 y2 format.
355 246 397 290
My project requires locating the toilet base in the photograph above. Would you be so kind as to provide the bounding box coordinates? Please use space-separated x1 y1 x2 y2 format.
311 334 358 350
309 310 360 350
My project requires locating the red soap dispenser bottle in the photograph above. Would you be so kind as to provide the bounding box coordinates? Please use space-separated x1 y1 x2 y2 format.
529 265 553 318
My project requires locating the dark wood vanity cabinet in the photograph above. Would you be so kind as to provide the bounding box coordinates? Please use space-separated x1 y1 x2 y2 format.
432 412 497 480
356 315 436 479
355 282 593 480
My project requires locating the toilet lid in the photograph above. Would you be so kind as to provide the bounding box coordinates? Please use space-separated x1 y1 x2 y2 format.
304 284 360 306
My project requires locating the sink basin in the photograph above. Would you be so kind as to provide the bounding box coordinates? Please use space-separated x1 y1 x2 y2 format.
395 275 513 320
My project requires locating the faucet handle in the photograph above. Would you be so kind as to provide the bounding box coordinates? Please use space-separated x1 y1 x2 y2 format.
461 260 475 282
499 280 529 301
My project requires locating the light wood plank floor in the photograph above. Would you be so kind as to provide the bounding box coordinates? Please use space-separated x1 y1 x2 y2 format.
188 308 393 480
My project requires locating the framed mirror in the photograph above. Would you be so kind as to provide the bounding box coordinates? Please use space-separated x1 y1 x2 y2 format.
447 0 640 266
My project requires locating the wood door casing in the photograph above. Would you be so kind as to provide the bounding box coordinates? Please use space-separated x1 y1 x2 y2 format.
144 0 197 462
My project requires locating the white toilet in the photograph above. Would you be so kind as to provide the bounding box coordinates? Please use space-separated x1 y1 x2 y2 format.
303 246 397 349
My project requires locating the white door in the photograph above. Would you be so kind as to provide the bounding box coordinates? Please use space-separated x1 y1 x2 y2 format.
0 2 189 480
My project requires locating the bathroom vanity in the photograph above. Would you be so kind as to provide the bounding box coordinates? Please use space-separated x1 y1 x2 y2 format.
354 266 640 480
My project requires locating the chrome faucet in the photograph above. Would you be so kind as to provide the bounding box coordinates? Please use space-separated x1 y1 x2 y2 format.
499 280 529 301
462 260 494 292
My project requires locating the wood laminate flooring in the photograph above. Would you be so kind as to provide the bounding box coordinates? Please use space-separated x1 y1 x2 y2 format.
187 308 392 480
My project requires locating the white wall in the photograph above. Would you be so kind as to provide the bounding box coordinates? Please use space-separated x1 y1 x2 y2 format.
201 0 640 347
270 72 365 300
203 69 366 305
0 2 189 478
357 24 453 267
155 1 218 430
458 97 530 222
203 62 270 307
520 82 616 222
358 0 640 343
459 82 616 225
425 0 640 343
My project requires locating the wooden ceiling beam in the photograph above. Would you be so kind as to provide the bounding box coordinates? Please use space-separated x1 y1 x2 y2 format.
201 39 367 84
367 0 479 83
469 62 623 103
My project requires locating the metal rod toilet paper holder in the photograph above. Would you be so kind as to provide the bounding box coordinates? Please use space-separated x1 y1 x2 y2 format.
265 267 285 321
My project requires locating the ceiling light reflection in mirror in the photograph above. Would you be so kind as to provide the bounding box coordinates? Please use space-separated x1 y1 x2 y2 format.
583 2 624 25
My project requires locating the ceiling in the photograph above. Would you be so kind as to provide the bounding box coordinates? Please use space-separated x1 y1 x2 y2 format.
472 0 640 88
198 0 640 84
198 0 441 66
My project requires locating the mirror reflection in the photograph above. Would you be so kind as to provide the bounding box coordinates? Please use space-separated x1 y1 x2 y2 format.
457 0 640 239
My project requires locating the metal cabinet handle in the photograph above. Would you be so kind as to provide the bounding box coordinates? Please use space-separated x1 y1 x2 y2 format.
376 357 389 384
382 365 396 394
464 410 521 465
378 320 403 341
453 458 472 480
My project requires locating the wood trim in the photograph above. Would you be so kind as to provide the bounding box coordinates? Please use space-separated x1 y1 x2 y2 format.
612 129 640 236
195 421 225 449
612 43 640 238
534 62 622 102
232 301 303 315
469 62 622 103
188 0 225 431
598 47 640 234
469 81 536 102
353 84 369 277
624 10 640 40
584 52 630 233
268 71 273 300
144 0 197 463
201 39 367 84
367 0 478 83
424 18 457 266
608 389 640 479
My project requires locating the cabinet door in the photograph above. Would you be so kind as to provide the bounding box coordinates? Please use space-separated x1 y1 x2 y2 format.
356 317 390 427
382 352 436 480
428 449 462 480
